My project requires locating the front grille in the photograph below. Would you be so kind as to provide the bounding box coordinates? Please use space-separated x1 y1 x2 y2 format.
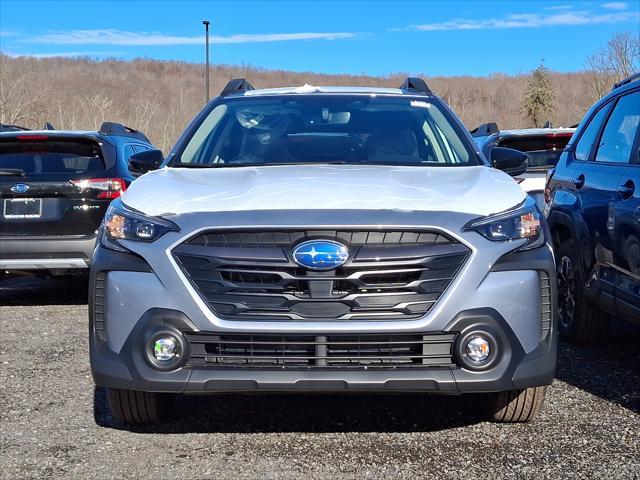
93 272 106 341
185 332 457 369
540 272 552 340
174 229 470 321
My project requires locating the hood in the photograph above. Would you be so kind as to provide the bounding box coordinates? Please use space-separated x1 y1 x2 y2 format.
122 164 526 218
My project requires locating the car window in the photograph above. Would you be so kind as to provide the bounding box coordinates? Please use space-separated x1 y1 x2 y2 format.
176 96 476 167
498 134 573 169
574 102 613 161
0 140 105 174
594 91 640 164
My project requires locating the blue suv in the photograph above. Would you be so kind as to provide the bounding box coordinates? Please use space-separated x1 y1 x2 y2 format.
0 122 155 272
546 73 640 343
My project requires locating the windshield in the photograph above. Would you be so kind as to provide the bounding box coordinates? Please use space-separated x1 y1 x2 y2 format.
175 95 476 167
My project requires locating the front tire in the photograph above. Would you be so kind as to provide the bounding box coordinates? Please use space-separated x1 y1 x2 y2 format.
488 386 547 423
106 388 175 424
555 239 608 344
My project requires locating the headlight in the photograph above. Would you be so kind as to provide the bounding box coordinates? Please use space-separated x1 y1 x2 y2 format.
101 199 179 252
464 197 544 250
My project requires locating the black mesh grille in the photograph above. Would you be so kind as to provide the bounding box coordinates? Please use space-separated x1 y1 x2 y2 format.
185 332 457 369
188 230 453 247
174 229 470 321
93 272 106 341
540 272 552 340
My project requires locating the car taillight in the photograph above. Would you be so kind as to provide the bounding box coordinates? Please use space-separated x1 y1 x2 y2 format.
544 168 555 205
70 178 127 199
17 135 49 141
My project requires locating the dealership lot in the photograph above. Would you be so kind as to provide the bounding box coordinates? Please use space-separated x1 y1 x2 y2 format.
0 277 638 479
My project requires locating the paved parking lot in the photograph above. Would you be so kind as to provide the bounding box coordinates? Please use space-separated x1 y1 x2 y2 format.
0 275 638 479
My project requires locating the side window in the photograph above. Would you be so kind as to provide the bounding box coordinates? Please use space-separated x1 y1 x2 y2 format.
574 102 613 161
594 91 640 164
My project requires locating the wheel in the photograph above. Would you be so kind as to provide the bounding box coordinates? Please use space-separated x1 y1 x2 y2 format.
624 235 640 275
555 238 608 344
106 388 175 424
488 386 547 423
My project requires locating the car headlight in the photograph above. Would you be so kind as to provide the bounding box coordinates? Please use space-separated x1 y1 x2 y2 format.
100 199 179 252
464 196 544 250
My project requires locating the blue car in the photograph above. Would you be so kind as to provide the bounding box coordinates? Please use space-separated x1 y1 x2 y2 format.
546 73 640 343
0 122 156 272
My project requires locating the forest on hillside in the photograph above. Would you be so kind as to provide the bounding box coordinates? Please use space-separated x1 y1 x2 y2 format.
1 32 637 152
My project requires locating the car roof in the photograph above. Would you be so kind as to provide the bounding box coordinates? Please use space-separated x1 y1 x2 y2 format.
495 127 576 137
0 130 151 144
226 85 424 98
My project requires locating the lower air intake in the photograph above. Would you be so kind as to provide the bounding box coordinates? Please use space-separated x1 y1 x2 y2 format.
185 332 457 369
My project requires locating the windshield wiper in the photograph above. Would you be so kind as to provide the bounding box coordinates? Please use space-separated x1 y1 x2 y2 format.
0 168 26 176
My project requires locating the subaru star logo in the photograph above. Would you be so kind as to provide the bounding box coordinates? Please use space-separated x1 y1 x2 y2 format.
10 183 30 194
292 240 349 271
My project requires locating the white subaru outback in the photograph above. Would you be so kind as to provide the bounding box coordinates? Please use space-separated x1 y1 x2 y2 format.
90 78 557 425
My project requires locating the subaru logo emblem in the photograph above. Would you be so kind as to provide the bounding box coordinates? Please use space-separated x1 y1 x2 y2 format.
292 240 349 271
10 183 29 194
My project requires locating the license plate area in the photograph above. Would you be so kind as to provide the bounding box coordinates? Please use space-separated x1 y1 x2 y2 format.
3 198 43 219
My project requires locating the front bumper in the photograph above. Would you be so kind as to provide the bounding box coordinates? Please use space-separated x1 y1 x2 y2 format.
89 241 557 395
90 305 556 394
0 236 96 270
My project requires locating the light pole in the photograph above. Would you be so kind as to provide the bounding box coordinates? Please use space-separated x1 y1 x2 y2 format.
203 20 210 103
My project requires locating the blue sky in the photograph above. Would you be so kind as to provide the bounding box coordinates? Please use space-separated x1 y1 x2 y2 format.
1 0 638 76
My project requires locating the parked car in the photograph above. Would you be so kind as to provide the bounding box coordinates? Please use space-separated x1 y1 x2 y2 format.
0 122 155 272
90 78 556 425
471 122 575 210
546 73 640 343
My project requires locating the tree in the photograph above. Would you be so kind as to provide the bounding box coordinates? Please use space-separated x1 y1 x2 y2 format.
586 31 640 101
520 61 555 128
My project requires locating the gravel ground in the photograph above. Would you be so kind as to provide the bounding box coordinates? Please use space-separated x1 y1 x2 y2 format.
0 276 639 479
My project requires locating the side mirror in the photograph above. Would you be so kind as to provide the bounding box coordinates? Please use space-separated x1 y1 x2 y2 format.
490 147 528 177
128 149 164 176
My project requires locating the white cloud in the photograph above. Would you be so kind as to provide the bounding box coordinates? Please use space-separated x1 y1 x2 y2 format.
602 2 628 9
544 5 573 10
25 29 357 46
406 9 639 31
3 50 124 58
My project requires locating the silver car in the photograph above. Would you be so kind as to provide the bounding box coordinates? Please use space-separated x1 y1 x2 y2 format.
90 78 557 424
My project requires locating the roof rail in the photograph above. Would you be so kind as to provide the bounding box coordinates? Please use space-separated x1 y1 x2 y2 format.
220 78 255 96
0 123 30 132
613 72 640 90
469 122 499 137
43 122 55 130
98 121 150 142
400 77 433 95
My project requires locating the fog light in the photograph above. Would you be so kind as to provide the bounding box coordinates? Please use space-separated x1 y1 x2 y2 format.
465 335 491 363
153 336 178 362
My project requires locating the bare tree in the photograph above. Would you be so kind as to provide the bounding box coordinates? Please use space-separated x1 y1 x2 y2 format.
586 31 640 100
0 55 46 125
520 62 556 128
0 53 599 149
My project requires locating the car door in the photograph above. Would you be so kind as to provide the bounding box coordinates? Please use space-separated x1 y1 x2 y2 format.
588 89 640 319
567 100 619 312
607 92 640 323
